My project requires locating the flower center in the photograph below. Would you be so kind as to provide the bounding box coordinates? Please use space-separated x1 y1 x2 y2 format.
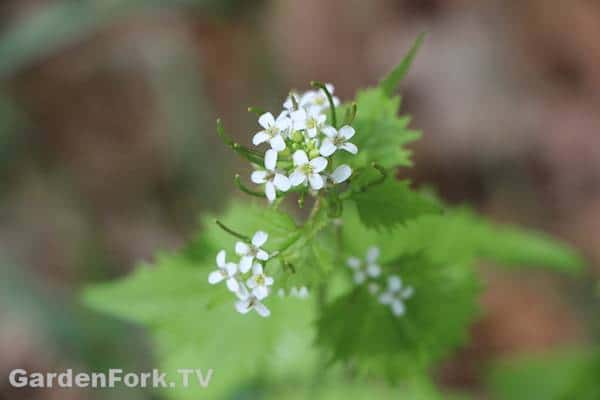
255 274 265 286
333 136 345 146
307 118 317 129
266 126 279 137
300 164 314 174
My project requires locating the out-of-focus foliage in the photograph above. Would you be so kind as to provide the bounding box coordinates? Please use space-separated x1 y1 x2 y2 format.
488 349 600 400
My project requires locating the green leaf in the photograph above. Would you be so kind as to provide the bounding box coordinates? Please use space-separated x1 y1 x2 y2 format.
83 252 213 325
341 88 420 169
379 33 426 97
351 178 442 229
316 253 480 379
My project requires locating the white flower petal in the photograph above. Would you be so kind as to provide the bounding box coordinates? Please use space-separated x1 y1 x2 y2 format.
226 278 239 292
289 171 307 186
367 264 381 278
246 277 257 289
253 285 268 300
325 83 335 93
293 150 309 166
321 126 337 138
308 173 324 190
254 301 270 317
252 263 263 275
264 276 274 286
236 283 249 300
251 170 268 184
256 249 269 261
235 299 251 314
252 131 269 146
340 142 358 154
339 125 355 139
265 149 278 171
239 256 253 273
265 181 276 202
379 292 393 305
225 263 238 275
297 287 309 298
269 135 286 152
391 300 406 316
354 270 366 285
331 165 352 184
306 127 318 138
347 257 361 269
208 270 224 284
236 241 250 255
275 112 291 130
309 157 328 173
319 139 336 157
258 112 275 129
291 109 307 126
366 246 380 263
216 250 226 267
252 231 268 247
273 174 291 191
401 286 414 299
388 276 402 292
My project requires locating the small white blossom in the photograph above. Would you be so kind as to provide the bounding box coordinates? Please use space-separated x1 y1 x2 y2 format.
327 164 352 185
378 275 414 317
306 83 340 111
235 231 270 273
235 290 271 317
347 246 382 284
208 250 239 292
289 150 328 190
290 286 309 298
320 125 358 157
283 91 312 111
246 263 274 300
251 149 291 202
290 107 327 138
252 112 290 152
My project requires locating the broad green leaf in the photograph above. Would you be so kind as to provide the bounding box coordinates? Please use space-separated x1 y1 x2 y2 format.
316 252 480 379
83 252 213 325
341 88 420 169
379 33 426 97
351 178 442 229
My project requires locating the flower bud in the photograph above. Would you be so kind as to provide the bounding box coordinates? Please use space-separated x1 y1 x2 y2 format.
309 149 320 159
292 131 304 143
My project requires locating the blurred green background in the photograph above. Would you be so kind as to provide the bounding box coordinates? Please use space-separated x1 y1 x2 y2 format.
0 0 599 399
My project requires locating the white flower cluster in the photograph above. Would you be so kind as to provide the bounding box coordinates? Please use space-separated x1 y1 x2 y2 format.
208 231 275 317
250 83 356 203
347 246 414 317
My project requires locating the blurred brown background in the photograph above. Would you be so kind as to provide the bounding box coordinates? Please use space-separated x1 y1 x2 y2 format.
0 0 599 399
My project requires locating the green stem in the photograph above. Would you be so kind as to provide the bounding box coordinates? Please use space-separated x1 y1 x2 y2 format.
234 174 265 198
311 81 337 128
215 220 250 242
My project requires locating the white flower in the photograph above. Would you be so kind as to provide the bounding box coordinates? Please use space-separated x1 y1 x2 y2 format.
208 250 239 292
235 231 270 273
379 275 414 317
290 107 327 138
235 292 271 317
320 125 358 157
347 246 382 285
246 263 274 300
252 112 290 152
365 246 381 278
307 83 340 111
327 164 352 185
251 149 291 202
289 150 328 190
283 91 312 111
